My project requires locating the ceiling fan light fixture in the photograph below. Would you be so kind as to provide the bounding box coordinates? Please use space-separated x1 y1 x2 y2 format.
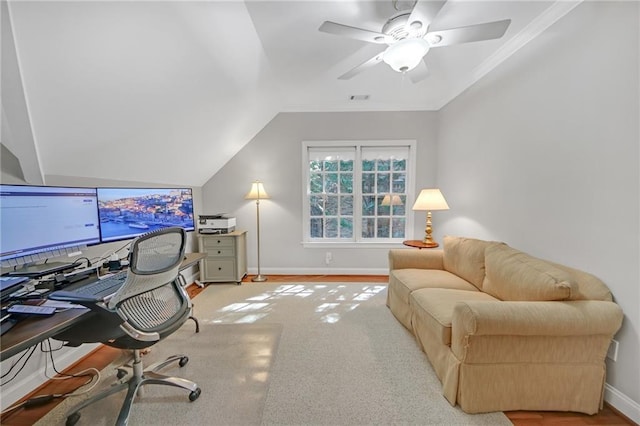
383 38 430 73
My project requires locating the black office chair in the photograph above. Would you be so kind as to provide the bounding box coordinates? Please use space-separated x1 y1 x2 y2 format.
51 227 201 426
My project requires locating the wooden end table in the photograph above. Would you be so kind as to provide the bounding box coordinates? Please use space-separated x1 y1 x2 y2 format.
403 240 439 249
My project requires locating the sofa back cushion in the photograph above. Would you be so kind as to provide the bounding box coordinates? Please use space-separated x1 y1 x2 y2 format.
443 236 502 289
549 261 613 301
483 245 574 301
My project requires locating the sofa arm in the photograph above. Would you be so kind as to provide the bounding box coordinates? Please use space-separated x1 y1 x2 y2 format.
388 249 444 271
451 300 623 362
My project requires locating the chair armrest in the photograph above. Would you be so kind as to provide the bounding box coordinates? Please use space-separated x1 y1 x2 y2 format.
451 300 623 362
388 249 444 271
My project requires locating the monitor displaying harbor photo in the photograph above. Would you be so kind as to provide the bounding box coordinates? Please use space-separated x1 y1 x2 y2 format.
97 188 195 243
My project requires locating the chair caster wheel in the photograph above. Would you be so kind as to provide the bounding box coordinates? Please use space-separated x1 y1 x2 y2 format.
189 387 201 401
66 412 80 426
179 356 189 367
116 368 128 380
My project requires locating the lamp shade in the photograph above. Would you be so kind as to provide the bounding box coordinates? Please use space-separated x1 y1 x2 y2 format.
245 181 270 200
383 38 430 73
412 189 449 211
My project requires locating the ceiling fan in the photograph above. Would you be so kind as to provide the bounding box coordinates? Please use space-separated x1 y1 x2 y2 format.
319 0 511 83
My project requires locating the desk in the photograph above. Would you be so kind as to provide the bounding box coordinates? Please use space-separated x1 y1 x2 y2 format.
0 253 207 362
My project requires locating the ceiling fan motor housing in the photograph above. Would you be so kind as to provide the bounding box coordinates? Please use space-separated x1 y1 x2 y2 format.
382 12 425 43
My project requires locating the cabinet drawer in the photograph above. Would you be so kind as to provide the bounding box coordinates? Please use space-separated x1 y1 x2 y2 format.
207 248 235 257
202 237 234 249
204 259 236 279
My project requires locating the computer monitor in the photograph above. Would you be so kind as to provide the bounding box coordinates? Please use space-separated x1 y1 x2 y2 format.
0 184 101 275
97 187 195 243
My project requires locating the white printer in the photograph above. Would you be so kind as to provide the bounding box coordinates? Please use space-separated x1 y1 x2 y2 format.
198 214 236 234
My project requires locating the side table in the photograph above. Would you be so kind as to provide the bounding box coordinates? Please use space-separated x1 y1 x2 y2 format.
403 240 439 249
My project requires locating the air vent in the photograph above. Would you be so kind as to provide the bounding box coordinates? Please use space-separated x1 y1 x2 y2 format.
349 95 370 101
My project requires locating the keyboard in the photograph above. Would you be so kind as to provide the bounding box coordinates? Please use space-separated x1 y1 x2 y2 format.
72 272 128 300
48 271 129 303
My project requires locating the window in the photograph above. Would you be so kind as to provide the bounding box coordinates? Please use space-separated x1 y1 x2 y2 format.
302 140 415 245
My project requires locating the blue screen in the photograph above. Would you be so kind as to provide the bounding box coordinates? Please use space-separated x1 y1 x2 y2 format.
97 187 195 243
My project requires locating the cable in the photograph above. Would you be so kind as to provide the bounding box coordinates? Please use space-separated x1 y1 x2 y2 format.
0 345 38 383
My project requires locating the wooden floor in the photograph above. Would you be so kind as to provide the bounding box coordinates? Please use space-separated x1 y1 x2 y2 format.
1 275 635 426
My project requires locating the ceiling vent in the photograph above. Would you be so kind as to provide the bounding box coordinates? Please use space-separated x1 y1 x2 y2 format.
349 95 370 101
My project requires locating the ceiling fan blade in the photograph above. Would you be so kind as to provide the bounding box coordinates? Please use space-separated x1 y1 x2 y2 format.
319 21 390 44
338 52 385 80
408 59 429 83
406 0 447 34
425 19 511 47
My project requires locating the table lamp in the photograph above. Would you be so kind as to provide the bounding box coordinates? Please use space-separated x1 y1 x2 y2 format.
412 188 449 247
245 181 269 282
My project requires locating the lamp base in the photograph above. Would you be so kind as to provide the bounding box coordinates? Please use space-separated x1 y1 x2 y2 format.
421 241 439 248
252 274 268 282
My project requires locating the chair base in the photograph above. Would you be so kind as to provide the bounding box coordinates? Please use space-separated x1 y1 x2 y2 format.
65 350 200 426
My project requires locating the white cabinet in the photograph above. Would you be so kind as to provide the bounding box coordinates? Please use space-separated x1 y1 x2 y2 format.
197 231 247 284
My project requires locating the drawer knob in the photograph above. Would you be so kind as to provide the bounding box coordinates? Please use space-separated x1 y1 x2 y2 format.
218 267 222 271
217 240 221 244
217 250 221 254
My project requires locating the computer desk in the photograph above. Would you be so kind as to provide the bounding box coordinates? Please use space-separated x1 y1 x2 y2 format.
0 252 207 362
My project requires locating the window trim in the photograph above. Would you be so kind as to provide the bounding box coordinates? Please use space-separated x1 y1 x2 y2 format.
301 139 416 247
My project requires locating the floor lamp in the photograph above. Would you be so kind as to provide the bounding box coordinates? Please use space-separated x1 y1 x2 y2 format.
245 181 269 282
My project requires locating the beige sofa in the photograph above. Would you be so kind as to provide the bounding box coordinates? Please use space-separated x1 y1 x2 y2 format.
387 236 623 414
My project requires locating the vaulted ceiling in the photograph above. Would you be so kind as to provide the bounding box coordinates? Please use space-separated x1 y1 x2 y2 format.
5 0 579 186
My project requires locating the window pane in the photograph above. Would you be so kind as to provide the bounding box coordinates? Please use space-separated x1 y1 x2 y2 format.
377 217 390 238
377 159 390 171
340 160 353 171
325 195 338 215
393 158 406 171
310 173 323 193
340 174 353 194
377 173 390 193
392 218 405 238
361 218 375 238
324 160 338 172
325 218 338 238
310 195 324 216
362 196 375 216
392 173 405 193
392 195 406 216
362 160 375 171
310 160 323 172
310 218 323 238
340 195 353 215
340 218 353 238
326 173 338 193
378 196 390 216
362 173 375 193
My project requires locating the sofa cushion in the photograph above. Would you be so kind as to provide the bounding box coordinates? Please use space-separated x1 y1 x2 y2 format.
410 288 498 346
443 236 503 289
483 245 574 301
549 261 613 301
390 269 479 305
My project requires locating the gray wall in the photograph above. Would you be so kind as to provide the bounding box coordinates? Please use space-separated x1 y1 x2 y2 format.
437 1 639 415
201 111 439 275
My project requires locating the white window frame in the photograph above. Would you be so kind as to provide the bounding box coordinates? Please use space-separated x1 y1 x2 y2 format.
302 140 416 248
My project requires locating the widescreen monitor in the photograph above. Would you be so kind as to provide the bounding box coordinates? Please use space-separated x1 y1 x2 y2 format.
0 185 101 271
97 187 195 243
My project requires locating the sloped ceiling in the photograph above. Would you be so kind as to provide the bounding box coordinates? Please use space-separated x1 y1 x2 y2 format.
5 0 579 186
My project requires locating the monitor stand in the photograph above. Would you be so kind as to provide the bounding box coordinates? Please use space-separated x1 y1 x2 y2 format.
6 261 75 278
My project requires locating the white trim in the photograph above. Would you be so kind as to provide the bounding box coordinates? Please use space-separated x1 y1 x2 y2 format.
301 242 406 249
604 383 640 425
247 267 389 276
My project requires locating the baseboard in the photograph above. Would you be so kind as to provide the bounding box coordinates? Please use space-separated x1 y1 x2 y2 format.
248 267 389 276
0 343 99 410
604 383 640 424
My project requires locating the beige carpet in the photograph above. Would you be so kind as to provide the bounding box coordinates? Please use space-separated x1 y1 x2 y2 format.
38 283 511 425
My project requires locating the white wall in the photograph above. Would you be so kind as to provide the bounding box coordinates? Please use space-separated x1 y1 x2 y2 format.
201 111 439 275
437 1 639 421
